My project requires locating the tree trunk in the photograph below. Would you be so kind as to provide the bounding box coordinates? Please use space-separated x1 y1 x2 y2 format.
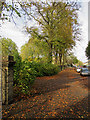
63 53 66 65
59 53 62 65
62 53 65 65
55 52 58 64
48 43 53 63
63 54 64 65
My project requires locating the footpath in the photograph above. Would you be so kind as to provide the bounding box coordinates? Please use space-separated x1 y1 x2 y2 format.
2 68 89 119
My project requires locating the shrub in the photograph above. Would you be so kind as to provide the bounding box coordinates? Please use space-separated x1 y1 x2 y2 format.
22 58 59 77
17 58 59 94
18 61 37 94
14 53 22 85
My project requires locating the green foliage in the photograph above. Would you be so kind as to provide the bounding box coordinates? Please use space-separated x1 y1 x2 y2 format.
1 1 81 65
71 56 78 64
25 2 80 63
13 52 22 85
0 38 18 56
0 38 22 85
41 63 59 76
76 60 83 66
19 2 80 64
73 57 78 64
85 41 90 59
66 53 79 65
0 1 81 94
20 37 49 61
18 58 59 94
18 63 36 94
0 1 21 20
22 58 59 77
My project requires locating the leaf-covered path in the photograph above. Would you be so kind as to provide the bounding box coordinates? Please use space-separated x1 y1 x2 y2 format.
2 68 89 119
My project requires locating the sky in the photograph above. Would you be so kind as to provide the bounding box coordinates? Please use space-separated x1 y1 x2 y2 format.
72 1 88 63
0 0 89 63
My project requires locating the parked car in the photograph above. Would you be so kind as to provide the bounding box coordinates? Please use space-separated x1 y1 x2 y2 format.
80 67 90 76
76 67 81 73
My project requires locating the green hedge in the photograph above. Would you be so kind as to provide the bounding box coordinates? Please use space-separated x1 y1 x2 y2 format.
22 59 59 77
16 59 59 94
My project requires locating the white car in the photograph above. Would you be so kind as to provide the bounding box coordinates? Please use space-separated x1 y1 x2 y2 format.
80 68 90 76
76 67 81 73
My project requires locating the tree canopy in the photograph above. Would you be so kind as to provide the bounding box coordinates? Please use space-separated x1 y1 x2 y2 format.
0 37 22 84
85 41 90 59
0 1 81 65
20 1 80 64
0 37 18 57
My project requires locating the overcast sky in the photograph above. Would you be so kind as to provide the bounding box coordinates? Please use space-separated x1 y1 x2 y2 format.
72 1 88 63
0 0 89 63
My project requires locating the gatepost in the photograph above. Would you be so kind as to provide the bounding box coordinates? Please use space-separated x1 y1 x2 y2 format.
2 56 15 104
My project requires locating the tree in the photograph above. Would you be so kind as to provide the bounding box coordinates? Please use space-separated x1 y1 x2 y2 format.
0 0 5 19
66 53 78 65
25 2 80 63
0 0 21 21
85 41 90 59
20 37 49 62
0 38 18 57
0 1 81 64
77 60 83 66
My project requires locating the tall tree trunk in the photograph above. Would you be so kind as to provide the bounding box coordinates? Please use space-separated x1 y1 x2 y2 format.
53 45 58 64
63 53 66 65
59 53 62 65
62 53 64 65
48 43 53 63
55 52 58 64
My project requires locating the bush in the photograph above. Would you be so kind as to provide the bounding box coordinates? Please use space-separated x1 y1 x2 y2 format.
22 58 59 77
17 58 59 94
18 61 37 94
14 53 22 85
42 63 59 76
22 59 42 77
